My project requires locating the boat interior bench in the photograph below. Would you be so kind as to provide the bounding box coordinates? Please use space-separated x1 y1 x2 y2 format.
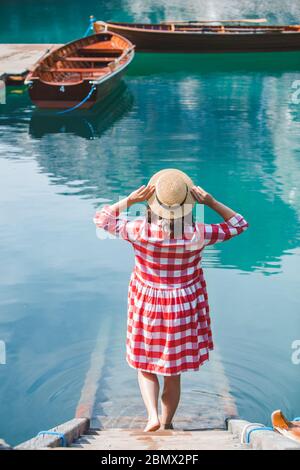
47 67 108 74
79 42 122 51
80 41 117 48
63 57 116 63
78 46 123 57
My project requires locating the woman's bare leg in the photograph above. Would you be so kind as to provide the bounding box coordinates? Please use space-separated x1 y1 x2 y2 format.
137 370 160 432
160 375 181 429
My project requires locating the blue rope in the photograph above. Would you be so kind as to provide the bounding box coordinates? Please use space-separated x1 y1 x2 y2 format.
244 416 300 445
55 16 97 115
84 16 95 37
37 431 66 447
83 24 93 37
245 426 274 444
56 84 96 115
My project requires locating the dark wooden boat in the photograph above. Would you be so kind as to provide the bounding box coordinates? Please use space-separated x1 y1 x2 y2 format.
25 33 134 109
93 20 300 53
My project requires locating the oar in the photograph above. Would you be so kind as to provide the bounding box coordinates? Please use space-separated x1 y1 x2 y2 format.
161 18 267 24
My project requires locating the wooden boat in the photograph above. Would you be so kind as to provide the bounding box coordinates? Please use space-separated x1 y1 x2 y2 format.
272 410 300 444
25 33 134 109
93 19 300 53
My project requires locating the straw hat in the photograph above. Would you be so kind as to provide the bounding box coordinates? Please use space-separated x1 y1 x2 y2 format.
148 169 195 219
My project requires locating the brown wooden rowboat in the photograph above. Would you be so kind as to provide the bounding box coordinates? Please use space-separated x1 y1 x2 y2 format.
25 32 134 110
93 20 300 53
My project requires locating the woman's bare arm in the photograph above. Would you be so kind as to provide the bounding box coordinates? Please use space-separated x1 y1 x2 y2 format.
108 184 155 213
93 185 155 240
191 185 236 220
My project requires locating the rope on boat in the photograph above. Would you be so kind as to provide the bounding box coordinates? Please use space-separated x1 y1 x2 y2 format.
56 84 96 115
84 15 96 37
56 16 102 115
37 431 66 447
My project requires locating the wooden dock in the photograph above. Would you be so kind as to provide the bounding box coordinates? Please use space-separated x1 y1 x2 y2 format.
16 414 300 451
71 427 245 450
0 44 61 84
16 310 250 450
14 326 300 451
14 309 300 451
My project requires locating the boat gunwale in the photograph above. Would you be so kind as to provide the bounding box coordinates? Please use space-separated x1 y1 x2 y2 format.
89 48 134 85
104 21 300 36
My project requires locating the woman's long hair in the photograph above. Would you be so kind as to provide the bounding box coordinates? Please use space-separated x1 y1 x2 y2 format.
146 205 195 239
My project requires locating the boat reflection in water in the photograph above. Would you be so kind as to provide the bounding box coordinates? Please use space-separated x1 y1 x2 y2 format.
29 82 134 140
127 50 300 76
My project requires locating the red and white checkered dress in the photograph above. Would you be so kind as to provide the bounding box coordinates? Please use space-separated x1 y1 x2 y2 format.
94 206 248 376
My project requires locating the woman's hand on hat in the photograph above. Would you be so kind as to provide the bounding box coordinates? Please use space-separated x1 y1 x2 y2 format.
128 185 155 205
191 186 215 207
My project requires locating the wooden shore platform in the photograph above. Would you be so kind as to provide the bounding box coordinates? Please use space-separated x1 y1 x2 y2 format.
13 310 300 451
71 426 246 450
14 341 300 450
15 416 300 450
0 44 61 84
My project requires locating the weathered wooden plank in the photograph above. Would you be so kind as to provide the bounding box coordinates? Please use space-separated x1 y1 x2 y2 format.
72 427 247 450
229 419 300 450
0 44 62 84
16 418 89 449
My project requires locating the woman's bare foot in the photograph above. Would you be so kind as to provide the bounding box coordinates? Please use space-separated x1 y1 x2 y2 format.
161 422 174 430
144 417 160 432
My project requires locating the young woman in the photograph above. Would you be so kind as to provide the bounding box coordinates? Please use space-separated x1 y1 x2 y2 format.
94 169 248 432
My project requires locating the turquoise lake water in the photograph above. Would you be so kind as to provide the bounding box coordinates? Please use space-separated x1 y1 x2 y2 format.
1 0 300 445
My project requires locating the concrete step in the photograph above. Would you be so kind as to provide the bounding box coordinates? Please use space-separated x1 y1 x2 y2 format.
71 427 247 450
